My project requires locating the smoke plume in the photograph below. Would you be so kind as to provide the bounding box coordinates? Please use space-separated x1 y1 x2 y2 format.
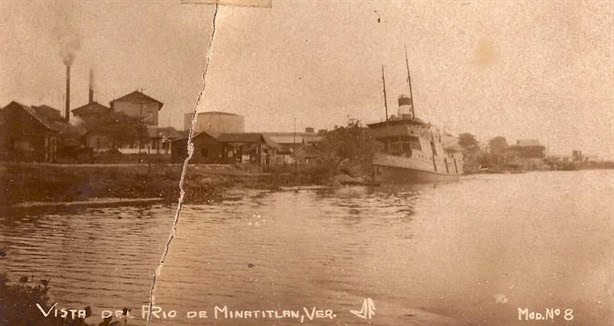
58 33 81 66
52 1 82 66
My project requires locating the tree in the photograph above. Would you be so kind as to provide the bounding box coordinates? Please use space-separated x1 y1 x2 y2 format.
488 136 508 155
458 133 480 154
78 111 148 150
316 118 382 176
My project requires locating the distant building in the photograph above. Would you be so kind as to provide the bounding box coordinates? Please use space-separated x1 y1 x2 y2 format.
0 101 69 162
171 131 222 164
84 129 112 153
584 155 598 162
170 122 325 165
86 125 185 154
72 101 112 120
506 139 545 159
147 126 186 155
171 132 283 165
217 133 277 165
32 105 63 121
110 90 164 126
295 143 320 165
263 129 324 163
263 128 324 148
185 111 245 135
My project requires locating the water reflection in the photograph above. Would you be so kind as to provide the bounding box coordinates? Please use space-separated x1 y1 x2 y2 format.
0 171 612 325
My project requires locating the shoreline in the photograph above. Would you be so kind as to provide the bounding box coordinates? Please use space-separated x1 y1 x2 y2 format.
0 162 321 209
3 162 610 210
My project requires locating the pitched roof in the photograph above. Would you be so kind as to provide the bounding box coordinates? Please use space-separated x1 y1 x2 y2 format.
31 105 63 122
296 143 320 157
171 131 217 143
110 90 164 109
2 101 69 133
72 101 111 113
262 135 282 149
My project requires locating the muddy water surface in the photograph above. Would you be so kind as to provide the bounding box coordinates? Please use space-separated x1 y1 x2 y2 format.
1 170 612 325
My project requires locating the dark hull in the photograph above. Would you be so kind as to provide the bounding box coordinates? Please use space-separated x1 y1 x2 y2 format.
373 164 460 183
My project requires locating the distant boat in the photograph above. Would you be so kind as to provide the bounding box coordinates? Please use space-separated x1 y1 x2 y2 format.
367 47 463 184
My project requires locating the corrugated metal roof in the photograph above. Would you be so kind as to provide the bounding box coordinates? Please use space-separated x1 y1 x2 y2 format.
262 135 282 149
266 135 304 145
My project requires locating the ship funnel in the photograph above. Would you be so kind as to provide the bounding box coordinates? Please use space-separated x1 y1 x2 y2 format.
398 95 413 119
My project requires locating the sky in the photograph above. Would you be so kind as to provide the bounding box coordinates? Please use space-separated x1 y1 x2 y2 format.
1 0 612 159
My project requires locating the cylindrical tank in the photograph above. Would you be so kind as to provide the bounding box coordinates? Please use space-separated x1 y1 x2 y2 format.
185 111 245 134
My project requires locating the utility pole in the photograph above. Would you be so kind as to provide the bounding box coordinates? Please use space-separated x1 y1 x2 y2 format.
293 117 297 174
139 88 144 154
381 65 389 122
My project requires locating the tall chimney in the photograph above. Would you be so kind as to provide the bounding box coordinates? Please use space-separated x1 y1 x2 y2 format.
65 65 71 122
88 68 94 103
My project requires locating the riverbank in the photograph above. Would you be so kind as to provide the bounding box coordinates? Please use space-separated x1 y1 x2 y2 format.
0 163 321 207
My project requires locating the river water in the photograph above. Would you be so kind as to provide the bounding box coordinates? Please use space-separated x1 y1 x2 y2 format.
0 170 612 325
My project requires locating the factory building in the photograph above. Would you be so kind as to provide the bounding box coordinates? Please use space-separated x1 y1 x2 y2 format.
110 90 164 126
506 139 545 159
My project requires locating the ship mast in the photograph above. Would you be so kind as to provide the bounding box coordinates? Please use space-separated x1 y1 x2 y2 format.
404 44 416 118
381 65 389 122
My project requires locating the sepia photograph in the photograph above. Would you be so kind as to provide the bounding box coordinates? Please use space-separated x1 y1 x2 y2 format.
0 0 612 325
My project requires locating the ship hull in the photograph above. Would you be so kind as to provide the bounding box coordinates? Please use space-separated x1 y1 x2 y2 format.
373 164 460 183
371 153 462 184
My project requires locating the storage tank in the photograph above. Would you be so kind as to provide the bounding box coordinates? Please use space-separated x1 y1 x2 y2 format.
184 111 245 135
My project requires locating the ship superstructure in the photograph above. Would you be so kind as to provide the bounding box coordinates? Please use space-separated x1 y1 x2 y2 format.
367 48 463 183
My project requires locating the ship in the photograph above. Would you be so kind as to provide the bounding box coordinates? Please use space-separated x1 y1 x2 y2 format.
366 47 464 183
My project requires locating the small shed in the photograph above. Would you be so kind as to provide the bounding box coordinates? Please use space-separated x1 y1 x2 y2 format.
217 133 270 164
171 131 222 163
147 126 186 155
